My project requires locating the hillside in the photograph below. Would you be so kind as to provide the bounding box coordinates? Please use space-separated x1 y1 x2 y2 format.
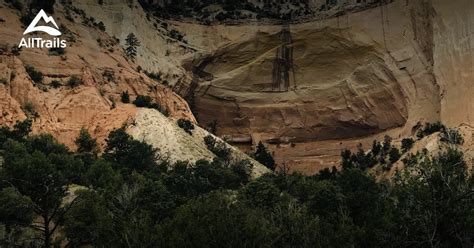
0 0 268 175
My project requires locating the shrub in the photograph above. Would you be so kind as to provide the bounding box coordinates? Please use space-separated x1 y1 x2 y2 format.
416 122 446 139
20 14 33 27
206 120 218 134
0 78 7 84
49 47 65 56
22 101 39 118
204 135 231 161
121 91 130 103
51 80 61 88
440 128 464 145
7 0 23 11
11 46 22 56
144 71 161 81
382 135 392 154
25 65 43 83
96 21 106 31
30 0 56 14
133 95 169 116
102 69 115 82
133 95 152 107
401 138 414 153
68 75 83 88
75 127 98 154
150 102 169 116
177 119 194 135
389 147 401 164
371 140 381 156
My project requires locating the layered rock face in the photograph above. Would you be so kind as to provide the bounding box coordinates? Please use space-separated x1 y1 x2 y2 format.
1 0 472 174
0 2 193 148
171 0 472 172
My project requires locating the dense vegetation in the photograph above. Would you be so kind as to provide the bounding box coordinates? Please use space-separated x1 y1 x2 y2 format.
138 0 313 23
132 95 169 116
0 120 473 247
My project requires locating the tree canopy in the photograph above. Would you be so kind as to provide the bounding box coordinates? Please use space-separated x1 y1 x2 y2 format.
0 121 472 247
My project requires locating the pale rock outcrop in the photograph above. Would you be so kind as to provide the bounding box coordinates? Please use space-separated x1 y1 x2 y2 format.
129 108 269 177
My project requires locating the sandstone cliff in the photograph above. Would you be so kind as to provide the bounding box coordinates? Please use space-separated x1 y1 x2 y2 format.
1 0 473 175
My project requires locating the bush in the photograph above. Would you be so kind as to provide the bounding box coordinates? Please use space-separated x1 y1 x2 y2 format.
6 0 23 11
177 119 194 135
68 75 83 88
206 120 218 134
75 127 98 154
440 128 464 145
48 47 65 56
25 66 43 84
11 46 22 56
133 95 169 116
416 122 446 139
389 147 401 164
20 14 33 27
102 69 115 82
401 138 414 153
133 95 153 107
22 101 39 118
121 91 130 103
204 135 231 161
51 80 61 88
30 0 56 14
144 71 161 81
96 21 106 31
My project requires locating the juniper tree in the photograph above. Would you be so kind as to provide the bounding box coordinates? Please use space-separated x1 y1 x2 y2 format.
254 142 275 171
125 33 140 61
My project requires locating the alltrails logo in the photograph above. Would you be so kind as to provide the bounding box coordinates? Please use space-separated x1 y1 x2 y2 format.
19 9 67 48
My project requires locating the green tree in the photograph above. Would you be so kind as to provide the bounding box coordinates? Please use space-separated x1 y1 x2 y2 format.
401 138 414 153
125 33 140 61
63 190 113 247
204 135 231 161
177 118 194 135
0 187 34 244
206 119 218 134
388 147 401 164
440 127 464 145
121 91 130 103
25 66 43 84
254 141 276 171
12 119 32 141
75 127 98 155
391 148 474 247
132 95 152 107
158 191 277 247
371 140 381 156
104 127 160 176
1 139 78 247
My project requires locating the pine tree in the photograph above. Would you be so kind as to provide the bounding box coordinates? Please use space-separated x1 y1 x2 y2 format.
125 33 140 61
254 142 275 171
75 127 98 155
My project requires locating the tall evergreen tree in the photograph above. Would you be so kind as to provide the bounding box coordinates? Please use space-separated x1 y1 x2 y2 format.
254 141 275 171
125 33 140 61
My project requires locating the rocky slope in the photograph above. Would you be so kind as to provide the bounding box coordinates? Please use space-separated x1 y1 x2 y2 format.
0 1 268 175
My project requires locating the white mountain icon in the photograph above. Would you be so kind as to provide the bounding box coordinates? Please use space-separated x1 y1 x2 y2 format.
23 9 61 36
